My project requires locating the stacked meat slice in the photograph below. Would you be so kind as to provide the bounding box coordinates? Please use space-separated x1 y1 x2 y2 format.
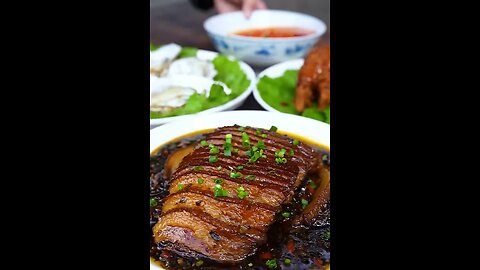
153 126 322 263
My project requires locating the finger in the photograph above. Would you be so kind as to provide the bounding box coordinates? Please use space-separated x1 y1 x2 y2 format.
255 0 267 10
242 0 257 18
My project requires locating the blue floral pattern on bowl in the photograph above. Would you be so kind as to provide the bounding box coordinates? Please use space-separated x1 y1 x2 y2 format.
208 33 320 66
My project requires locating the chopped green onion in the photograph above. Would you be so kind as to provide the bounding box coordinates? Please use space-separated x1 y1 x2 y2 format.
210 146 219 154
208 143 215 149
209 155 218 163
225 134 232 139
275 148 286 158
322 154 329 162
197 178 204 184
289 149 294 157
193 166 204 171
150 198 158 207
261 134 267 139
177 184 184 190
200 140 208 147
255 129 262 135
238 126 245 131
245 175 256 181
292 140 299 146
224 146 232 157
248 149 264 163
266 259 277 268
282 212 290 218
307 179 317 189
230 171 243 179
275 157 287 164
284 258 291 265
233 148 239 154
237 165 244 170
245 150 252 156
301 198 309 209
214 178 223 184
269 126 278 132
323 230 330 240
237 186 248 199
213 184 229 197
256 141 266 149
241 132 250 148
195 260 204 267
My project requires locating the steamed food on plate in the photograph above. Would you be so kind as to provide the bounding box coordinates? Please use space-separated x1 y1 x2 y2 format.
150 125 330 269
149 43 252 122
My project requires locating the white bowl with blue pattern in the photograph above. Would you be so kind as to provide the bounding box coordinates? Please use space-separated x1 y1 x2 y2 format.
204 10 326 66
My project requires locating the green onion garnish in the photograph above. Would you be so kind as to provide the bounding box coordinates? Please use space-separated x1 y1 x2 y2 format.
230 171 243 179
292 140 299 146
195 260 204 267
197 178 204 184
282 212 290 218
177 184 184 190
301 198 309 209
241 132 250 148
214 178 223 184
269 126 278 132
266 259 277 268
255 129 262 135
200 140 208 147
208 143 215 149
150 198 158 207
237 186 248 199
210 146 219 154
289 149 294 157
256 141 266 149
233 148 239 154
213 184 229 197
245 175 256 181
284 258 291 265
261 134 267 139
238 126 245 131
225 134 232 139
307 179 317 189
209 155 218 163
193 166 204 171
237 165 244 170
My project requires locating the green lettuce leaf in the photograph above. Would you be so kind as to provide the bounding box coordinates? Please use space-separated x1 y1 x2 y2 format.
212 55 250 98
257 70 330 123
177 47 198 58
150 84 232 119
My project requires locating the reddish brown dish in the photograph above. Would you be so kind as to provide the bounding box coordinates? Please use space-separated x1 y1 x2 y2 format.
150 125 330 269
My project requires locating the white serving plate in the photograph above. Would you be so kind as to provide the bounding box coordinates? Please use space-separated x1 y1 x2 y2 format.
150 49 257 128
149 110 330 270
253 59 304 113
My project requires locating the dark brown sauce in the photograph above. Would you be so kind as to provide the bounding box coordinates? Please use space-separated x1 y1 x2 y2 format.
150 129 330 270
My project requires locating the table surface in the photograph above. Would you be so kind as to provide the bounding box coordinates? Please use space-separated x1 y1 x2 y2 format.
150 0 330 112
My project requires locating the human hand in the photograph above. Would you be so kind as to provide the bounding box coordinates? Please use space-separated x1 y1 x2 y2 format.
213 0 267 19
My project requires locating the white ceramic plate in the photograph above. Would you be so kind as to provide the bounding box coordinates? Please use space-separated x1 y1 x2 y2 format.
149 110 330 270
253 59 304 113
150 50 257 128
